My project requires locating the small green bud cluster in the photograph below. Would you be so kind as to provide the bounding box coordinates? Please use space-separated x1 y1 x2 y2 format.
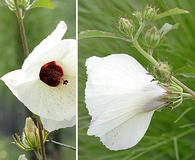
13 117 48 151
133 4 159 23
5 0 30 11
117 5 160 39
118 17 134 38
152 61 172 83
157 62 172 76
143 5 158 21
144 26 162 48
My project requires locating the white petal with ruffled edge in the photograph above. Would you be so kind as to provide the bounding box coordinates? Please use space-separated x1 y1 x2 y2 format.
41 116 76 132
22 21 67 72
85 54 166 150
85 54 164 115
87 90 165 137
100 111 154 151
23 39 76 79
1 75 75 121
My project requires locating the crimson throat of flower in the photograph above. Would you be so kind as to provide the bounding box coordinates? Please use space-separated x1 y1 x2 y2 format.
39 61 68 87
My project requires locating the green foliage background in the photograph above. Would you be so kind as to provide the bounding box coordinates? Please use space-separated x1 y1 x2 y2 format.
79 0 195 160
0 0 76 159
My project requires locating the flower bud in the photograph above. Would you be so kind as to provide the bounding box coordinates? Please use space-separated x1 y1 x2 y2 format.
142 5 158 21
132 11 142 24
118 17 134 37
151 61 172 84
158 62 171 76
24 117 39 148
13 117 48 151
5 0 30 11
145 26 161 48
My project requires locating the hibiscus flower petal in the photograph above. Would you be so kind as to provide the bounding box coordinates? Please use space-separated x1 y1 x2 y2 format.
41 116 75 132
62 39 77 77
2 73 75 121
86 54 157 90
22 21 67 70
22 39 76 79
87 91 164 137
20 78 75 121
100 111 154 151
1 69 35 98
85 53 165 115
1 70 26 88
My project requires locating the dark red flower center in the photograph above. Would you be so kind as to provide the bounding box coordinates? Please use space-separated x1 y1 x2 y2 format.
39 61 68 87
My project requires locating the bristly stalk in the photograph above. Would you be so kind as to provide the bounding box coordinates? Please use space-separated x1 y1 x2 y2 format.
46 139 76 151
14 1 47 159
34 151 42 160
37 119 47 160
132 23 195 98
14 0 29 57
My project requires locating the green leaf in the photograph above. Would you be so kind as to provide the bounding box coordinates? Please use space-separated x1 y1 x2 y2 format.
30 0 55 10
159 23 179 37
176 66 195 79
154 8 189 20
180 73 195 78
79 30 131 42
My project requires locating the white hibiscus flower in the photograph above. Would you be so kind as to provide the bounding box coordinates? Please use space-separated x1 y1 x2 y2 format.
85 54 167 151
1 21 76 132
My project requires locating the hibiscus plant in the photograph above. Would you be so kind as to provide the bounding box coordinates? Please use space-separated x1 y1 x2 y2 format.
80 5 195 151
1 0 76 159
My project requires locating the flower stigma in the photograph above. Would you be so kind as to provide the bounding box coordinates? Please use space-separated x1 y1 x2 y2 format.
39 61 68 87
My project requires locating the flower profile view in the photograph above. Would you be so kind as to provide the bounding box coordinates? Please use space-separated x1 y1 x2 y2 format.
1 21 76 132
85 54 168 150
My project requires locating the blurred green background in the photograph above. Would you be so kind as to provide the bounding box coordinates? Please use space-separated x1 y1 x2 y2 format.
0 0 76 159
79 0 195 160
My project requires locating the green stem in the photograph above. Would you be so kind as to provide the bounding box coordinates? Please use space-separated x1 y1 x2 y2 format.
173 138 180 160
133 40 158 66
182 93 194 99
14 1 47 159
132 22 195 98
14 0 29 57
171 77 195 97
37 120 47 160
34 151 42 160
134 23 145 41
133 40 195 98
46 139 76 151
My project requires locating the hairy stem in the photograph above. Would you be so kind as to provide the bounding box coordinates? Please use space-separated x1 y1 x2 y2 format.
46 139 76 151
134 23 145 41
132 37 195 98
14 0 29 57
133 40 158 66
34 151 42 160
14 1 48 159
171 77 195 97
38 120 47 160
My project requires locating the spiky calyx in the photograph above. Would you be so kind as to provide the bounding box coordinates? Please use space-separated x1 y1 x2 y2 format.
13 117 48 151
